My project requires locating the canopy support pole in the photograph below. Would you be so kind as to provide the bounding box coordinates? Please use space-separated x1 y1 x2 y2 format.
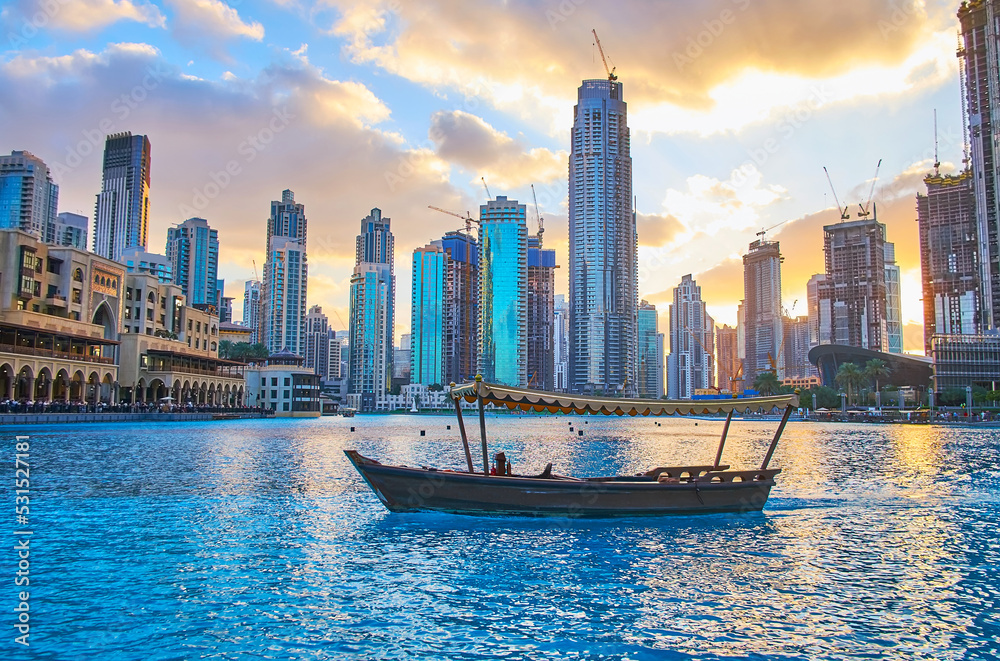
760 405 794 470
453 397 474 473
714 408 734 469
477 393 489 476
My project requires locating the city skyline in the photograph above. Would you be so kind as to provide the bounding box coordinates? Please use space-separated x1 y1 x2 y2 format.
0 1 980 353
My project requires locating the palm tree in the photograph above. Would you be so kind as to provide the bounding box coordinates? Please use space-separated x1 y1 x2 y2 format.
218 339 233 359
864 359 892 405
753 371 781 396
835 363 864 406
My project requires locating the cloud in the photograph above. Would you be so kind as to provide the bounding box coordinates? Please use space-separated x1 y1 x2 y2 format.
0 42 475 342
636 212 684 247
324 0 955 136
166 0 264 57
428 110 566 188
4 0 165 33
663 164 786 236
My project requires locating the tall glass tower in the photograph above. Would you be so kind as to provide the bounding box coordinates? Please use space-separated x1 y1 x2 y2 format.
441 230 478 384
262 190 308 355
959 0 1000 328
349 208 395 401
478 196 527 387
410 242 446 386
0 150 58 239
94 132 151 261
165 217 219 309
568 79 636 395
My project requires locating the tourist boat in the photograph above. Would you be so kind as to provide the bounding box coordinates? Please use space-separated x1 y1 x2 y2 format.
345 378 799 517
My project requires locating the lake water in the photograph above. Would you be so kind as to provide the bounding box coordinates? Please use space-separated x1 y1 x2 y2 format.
4 415 998 660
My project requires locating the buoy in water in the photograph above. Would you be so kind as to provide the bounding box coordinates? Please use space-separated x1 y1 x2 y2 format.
350 427 355 432
447 425 451 430
420 430 426 436
578 430 584 436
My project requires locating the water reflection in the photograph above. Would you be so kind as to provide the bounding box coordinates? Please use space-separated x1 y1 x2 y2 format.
13 416 1000 660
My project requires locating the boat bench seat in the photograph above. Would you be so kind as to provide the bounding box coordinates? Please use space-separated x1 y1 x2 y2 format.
646 465 729 480
692 469 781 483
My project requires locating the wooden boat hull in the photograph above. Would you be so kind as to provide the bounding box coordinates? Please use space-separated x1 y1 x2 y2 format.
345 450 777 517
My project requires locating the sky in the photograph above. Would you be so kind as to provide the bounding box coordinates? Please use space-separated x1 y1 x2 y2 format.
0 0 968 354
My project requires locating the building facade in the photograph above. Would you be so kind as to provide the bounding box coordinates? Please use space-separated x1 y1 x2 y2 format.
716 325 740 393
637 300 660 398
411 243 446 386
931 332 1000 390
51 212 88 251
781 315 813 379
816 217 891 352
917 171 980 352
245 349 320 417
349 209 395 404
262 190 307 355
959 0 1000 328
743 239 783 382
93 133 151 261
553 294 568 391
477 196 527 387
526 233 556 390
243 280 261 344
441 230 478 385
121 247 172 283
304 305 330 381
0 229 120 403
0 151 58 239
568 79 637 395
667 275 714 399
165 217 219 310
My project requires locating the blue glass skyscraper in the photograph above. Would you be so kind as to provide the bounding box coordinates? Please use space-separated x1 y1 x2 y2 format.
94 133 151 261
478 196 527 387
262 190 308 355
165 217 219 309
0 150 58 239
410 242 446 386
349 209 395 403
568 79 637 395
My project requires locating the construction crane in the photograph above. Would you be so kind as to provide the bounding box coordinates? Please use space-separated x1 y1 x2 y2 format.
530 183 544 244
592 29 617 82
481 177 492 201
823 166 850 221
858 159 881 219
428 205 479 234
252 259 259 282
755 217 792 242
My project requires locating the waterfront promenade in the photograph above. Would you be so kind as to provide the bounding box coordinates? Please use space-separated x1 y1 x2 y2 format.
0 402 271 425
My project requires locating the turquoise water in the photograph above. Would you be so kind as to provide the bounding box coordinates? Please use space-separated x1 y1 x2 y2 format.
3 415 998 660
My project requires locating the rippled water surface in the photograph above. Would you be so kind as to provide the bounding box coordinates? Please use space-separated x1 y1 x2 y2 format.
4 415 999 660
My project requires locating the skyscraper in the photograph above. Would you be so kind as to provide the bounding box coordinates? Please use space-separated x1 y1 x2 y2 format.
526 232 556 390
243 280 261 344
716 325 740 393
917 170 980 352
411 242 446 386
262 190 308 355
637 301 660 398
884 243 903 353
667 275 713 399
305 305 330 381
958 0 1000 328
0 150 58 239
349 208 395 405
51 212 88 250
553 294 569 391
94 133 151 261
441 230 478 385
781 316 812 379
478 196 527 387
743 238 783 382
816 217 891 351
165 217 219 309
806 274 828 347
568 78 637 395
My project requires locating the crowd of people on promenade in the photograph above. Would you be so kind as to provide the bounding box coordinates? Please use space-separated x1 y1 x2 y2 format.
0 399 272 415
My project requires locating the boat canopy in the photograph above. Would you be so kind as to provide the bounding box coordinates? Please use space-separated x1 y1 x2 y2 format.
449 381 799 416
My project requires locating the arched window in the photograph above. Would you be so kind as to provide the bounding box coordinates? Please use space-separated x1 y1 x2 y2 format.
73 268 83 282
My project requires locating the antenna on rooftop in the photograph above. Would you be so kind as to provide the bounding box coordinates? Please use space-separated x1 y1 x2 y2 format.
933 109 940 176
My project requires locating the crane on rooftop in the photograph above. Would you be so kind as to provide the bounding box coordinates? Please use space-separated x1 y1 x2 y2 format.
481 177 492 201
531 184 544 244
823 166 851 221
858 159 882 219
592 29 617 82
428 205 479 234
